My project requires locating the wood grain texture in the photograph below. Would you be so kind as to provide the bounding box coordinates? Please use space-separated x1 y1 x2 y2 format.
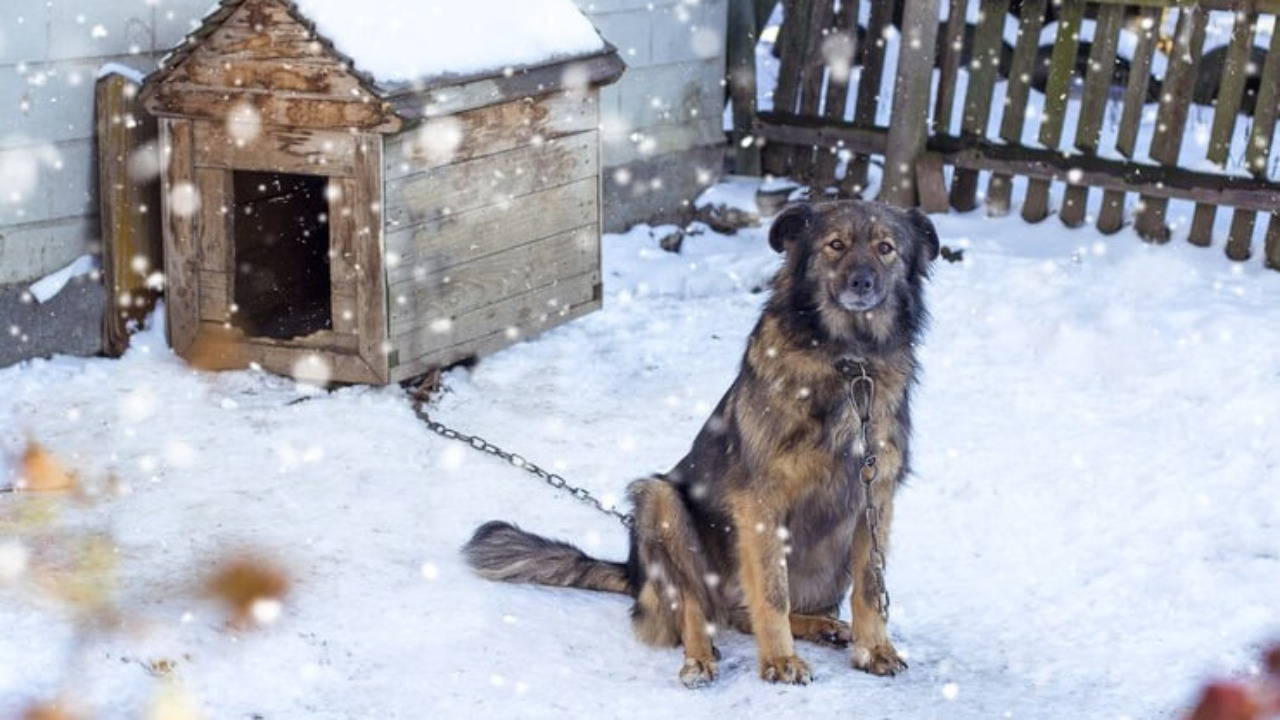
1023 0 1083 224
1060 2 1122 228
389 271 601 380
194 122 357 176
97 73 162 357
384 92 598 179
1097 6 1160 235
987 0 1046 217
161 118 200 356
386 131 598 229
387 177 598 289
950 0 1010 212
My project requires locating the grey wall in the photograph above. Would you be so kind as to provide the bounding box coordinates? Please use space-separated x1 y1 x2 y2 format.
580 0 727 230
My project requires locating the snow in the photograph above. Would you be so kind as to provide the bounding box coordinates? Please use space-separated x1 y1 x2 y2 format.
3 182 1279 718
27 254 98 303
289 0 608 82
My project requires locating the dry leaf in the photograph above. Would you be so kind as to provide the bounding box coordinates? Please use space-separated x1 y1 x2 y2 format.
22 699 82 720
205 555 289 628
18 443 78 493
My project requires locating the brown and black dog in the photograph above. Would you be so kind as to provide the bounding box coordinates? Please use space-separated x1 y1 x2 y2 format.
464 199 939 687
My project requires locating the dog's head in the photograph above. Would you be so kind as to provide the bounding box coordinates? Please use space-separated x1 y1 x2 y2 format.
768 200 939 343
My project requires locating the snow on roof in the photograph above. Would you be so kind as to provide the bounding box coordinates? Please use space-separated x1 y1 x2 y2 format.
291 0 609 83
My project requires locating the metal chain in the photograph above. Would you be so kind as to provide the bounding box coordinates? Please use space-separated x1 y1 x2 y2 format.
410 400 635 528
845 359 892 622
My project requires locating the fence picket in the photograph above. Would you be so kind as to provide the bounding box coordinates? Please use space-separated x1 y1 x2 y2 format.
1023 0 1084 223
1135 5 1207 243
844 0 895 196
987 0 1047 216
1098 5 1161 234
950 0 1010 212
1227 23 1280 260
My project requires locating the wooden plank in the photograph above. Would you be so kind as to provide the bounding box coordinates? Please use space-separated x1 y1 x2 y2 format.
389 225 598 330
1225 210 1257 261
161 119 200 356
794 0 836 184
352 134 390 382
384 92 598 179
176 55 369 97
196 168 233 274
389 271 600 379
387 177 597 288
1266 214 1280 270
1022 0 1083 224
329 176 360 335
1060 2 1122 228
761 0 810 177
915 152 950 214
1097 5 1160 235
813 0 859 186
1135 5 1206 243
843 0 894 196
1190 6 1257 248
932 0 968 136
727 0 763 175
950 0 1010 212
193 122 357 176
198 270 232 322
386 131 598 228
380 51 624 120
882 0 940 207
1244 30 1280 266
146 83 400 133
96 73 162 357
987 0 1047 217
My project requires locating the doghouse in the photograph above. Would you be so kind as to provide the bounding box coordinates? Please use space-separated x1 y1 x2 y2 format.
139 0 623 384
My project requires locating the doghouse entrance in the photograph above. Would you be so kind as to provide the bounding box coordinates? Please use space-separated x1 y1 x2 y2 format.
232 171 332 339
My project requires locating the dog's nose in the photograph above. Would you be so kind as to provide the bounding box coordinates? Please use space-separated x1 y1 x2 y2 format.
850 268 876 295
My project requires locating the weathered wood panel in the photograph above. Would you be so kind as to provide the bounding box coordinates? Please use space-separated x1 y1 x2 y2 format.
97 73 162 357
387 177 597 288
1227 23 1280 261
352 134 390 383
176 55 367 97
1098 5 1160 235
161 118 199 356
389 271 601 381
844 0 894 196
384 92 598 180
949 0 1009 212
1023 0 1083 223
194 122 357 176
1135 6 1206 242
1060 2 1122 228
389 225 598 332
195 168 233 323
882 0 939 207
147 84 400 133
329 175 360 336
986 0 1047 216
387 131 598 228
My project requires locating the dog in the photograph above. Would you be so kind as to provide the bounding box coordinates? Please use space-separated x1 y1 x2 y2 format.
464 199 939 687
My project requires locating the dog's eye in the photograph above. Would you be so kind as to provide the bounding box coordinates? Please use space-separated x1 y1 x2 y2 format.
827 239 846 251
877 242 895 255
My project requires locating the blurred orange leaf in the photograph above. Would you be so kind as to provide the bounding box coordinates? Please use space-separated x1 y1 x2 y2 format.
18 443 78 493
205 555 289 628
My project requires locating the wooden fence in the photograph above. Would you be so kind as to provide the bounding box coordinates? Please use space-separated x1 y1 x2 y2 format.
747 0 1280 269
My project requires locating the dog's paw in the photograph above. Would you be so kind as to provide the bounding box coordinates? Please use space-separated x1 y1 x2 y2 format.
679 657 719 689
811 619 852 648
759 655 812 685
851 642 907 676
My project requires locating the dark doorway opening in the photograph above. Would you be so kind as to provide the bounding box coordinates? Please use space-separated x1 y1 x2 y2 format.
232 171 332 339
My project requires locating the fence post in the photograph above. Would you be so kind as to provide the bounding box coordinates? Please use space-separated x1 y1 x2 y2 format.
881 0 940 208
728 0 764 176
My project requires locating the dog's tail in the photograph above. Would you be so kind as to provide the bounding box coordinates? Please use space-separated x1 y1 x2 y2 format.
463 520 632 595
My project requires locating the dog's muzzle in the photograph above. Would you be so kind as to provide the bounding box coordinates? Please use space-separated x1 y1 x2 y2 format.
837 268 885 311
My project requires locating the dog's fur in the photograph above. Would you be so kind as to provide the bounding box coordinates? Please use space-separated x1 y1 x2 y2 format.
464 200 939 687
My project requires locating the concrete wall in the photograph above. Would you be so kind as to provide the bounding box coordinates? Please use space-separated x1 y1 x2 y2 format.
579 0 728 231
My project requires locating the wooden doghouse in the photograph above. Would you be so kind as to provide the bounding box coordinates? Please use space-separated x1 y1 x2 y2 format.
138 0 623 384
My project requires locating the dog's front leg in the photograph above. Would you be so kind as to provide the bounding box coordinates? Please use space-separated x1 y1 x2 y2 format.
849 457 907 676
734 503 812 685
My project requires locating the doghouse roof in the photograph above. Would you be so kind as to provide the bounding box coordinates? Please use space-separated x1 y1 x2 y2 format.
142 0 623 131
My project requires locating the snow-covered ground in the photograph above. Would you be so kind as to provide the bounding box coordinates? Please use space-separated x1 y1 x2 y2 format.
2 179 1278 718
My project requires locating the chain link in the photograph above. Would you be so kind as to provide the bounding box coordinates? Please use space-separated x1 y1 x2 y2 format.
411 400 635 529
845 359 893 622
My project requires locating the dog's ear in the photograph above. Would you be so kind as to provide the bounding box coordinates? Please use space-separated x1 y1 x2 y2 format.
768 203 813 253
905 207 940 262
